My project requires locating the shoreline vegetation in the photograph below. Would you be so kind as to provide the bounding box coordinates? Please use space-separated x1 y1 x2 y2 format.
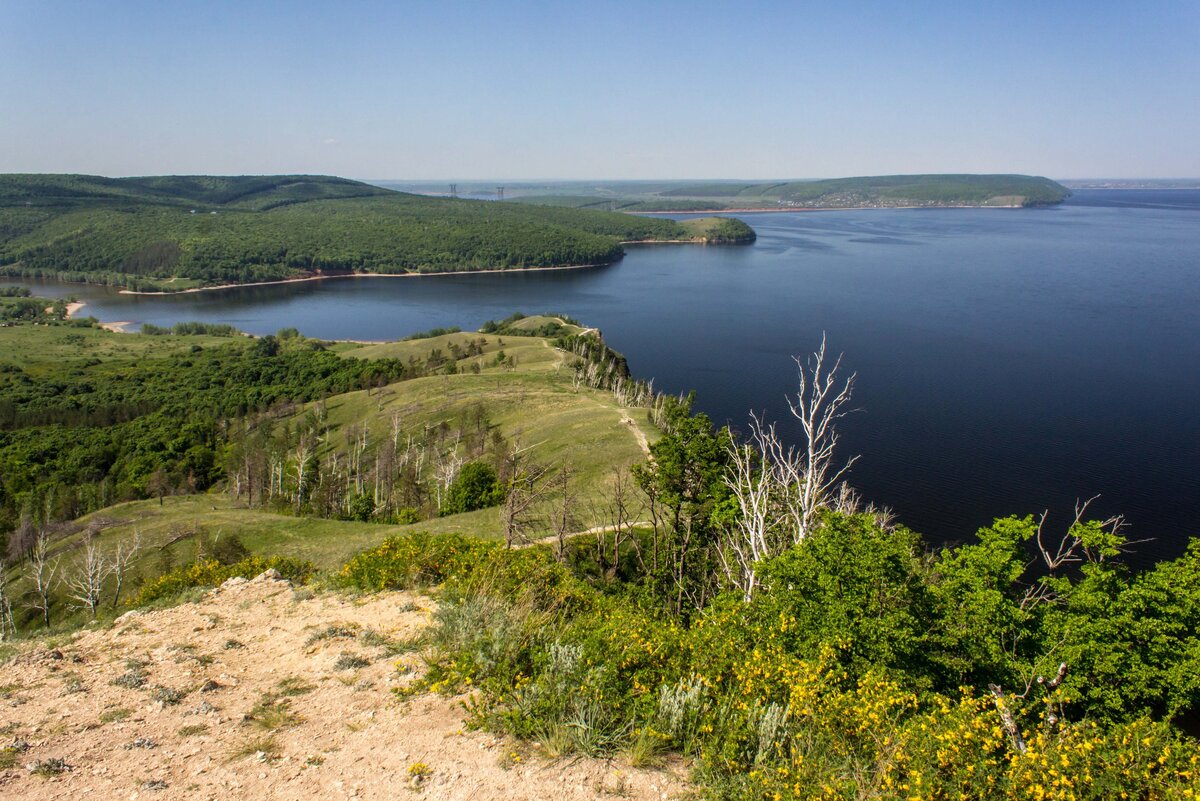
111 261 610 296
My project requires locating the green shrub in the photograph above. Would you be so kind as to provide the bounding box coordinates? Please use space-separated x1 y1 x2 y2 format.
337 532 499 591
333 517 1200 798
439 462 503 516
136 555 316 606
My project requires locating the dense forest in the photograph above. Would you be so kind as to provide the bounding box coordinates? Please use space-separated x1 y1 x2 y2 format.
0 174 754 290
0 318 416 544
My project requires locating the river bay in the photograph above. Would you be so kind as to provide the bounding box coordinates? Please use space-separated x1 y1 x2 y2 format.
13 190 1200 562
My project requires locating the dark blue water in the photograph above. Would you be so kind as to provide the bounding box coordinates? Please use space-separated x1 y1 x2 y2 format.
11 190 1200 562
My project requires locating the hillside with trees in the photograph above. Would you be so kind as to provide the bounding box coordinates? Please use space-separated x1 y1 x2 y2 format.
0 175 754 291
503 174 1071 211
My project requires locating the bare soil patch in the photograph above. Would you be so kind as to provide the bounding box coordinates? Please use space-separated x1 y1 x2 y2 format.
0 573 690 800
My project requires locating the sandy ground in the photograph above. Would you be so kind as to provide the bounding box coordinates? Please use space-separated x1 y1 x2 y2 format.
0 573 690 800
116 264 609 296
63 301 131 332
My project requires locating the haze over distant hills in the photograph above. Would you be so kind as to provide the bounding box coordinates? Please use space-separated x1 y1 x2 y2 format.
1058 178 1200 190
377 174 1071 212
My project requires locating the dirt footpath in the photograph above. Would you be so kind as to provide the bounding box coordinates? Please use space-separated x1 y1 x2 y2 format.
0 572 690 800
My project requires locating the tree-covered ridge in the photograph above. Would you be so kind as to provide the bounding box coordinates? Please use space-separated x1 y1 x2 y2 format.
0 174 752 290
660 173 1070 207
507 174 1071 210
0 173 391 210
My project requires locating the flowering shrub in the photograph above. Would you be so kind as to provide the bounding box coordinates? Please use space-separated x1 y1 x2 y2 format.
340 521 1200 799
136 555 315 605
338 532 498 590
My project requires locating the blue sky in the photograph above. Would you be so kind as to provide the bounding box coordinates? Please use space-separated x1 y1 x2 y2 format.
2 1 1197 179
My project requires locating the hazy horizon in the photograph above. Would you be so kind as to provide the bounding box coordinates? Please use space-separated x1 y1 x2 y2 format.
3 2 1198 179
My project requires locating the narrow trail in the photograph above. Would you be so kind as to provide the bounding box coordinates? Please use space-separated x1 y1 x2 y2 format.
526 521 653 549
620 409 652 457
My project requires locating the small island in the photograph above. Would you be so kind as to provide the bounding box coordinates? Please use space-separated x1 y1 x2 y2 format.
0 174 755 293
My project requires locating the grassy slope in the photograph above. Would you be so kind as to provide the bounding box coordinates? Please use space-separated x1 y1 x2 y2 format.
330 317 655 539
2 319 655 625
0 322 243 376
0 174 748 289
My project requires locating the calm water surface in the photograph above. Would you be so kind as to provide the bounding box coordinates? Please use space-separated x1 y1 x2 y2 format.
14 190 1200 562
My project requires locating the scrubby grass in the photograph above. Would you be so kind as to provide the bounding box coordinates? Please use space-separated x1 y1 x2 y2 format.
337 330 559 371
244 694 300 731
72 494 395 570
281 368 653 540
225 734 280 762
0 324 237 376
99 707 133 723
276 677 315 697
332 652 372 671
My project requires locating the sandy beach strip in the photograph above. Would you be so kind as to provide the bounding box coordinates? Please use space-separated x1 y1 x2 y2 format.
117 261 610 296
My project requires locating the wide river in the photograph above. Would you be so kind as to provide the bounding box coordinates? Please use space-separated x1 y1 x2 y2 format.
13 189 1200 563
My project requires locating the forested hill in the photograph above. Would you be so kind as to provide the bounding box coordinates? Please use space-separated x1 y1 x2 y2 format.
506 173 1071 212
0 174 754 291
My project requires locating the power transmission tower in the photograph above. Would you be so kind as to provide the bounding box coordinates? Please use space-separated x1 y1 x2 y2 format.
497 186 505 201
449 184 458 199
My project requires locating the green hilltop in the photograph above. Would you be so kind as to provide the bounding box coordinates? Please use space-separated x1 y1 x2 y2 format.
0 174 754 291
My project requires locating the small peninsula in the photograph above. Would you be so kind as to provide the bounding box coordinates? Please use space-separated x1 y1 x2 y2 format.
0 174 754 292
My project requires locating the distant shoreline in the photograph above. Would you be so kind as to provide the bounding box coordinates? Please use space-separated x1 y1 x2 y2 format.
111 233 743 296
634 203 1026 215
53 235 732 311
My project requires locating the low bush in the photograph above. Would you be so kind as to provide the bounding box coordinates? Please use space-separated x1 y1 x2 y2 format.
335 522 1200 799
135 555 316 606
337 532 498 591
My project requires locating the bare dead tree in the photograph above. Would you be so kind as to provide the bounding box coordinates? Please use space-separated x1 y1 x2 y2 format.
1036 495 1128 570
5 510 37 564
107 531 141 610
500 443 554 548
0 568 16 639
26 531 60 628
66 532 107 618
547 465 581 563
598 466 637 579
1019 497 1130 614
721 412 794 600
787 334 859 542
988 683 1027 755
433 439 464 511
721 337 861 600
291 430 318 511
